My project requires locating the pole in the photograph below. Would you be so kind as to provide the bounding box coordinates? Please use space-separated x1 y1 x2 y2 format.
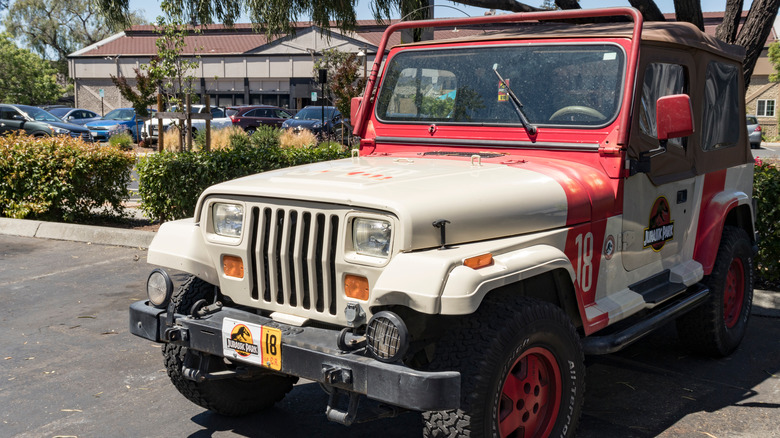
157 93 164 153
185 94 192 152
204 94 211 152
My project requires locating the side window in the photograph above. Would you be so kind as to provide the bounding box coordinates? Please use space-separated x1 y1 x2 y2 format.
639 63 687 147
702 61 740 151
0 107 12 119
211 108 225 118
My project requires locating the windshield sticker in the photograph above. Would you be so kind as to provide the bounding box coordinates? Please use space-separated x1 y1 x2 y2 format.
643 196 674 251
498 79 509 102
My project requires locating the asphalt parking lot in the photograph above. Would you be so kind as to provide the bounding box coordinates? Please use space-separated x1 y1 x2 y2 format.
0 234 778 437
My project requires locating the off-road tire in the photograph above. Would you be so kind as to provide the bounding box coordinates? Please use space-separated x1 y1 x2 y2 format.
676 226 753 357
162 276 297 416
423 296 584 438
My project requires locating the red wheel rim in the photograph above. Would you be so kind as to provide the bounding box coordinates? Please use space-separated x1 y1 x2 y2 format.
723 258 745 328
498 347 562 438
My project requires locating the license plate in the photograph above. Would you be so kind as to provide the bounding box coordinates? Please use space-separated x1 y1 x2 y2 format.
222 318 282 371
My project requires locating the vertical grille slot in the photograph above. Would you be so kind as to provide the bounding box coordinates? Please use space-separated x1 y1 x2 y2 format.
250 207 260 300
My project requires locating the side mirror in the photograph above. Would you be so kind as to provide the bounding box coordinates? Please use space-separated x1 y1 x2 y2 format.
656 94 694 141
351 97 363 124
631 94 694 176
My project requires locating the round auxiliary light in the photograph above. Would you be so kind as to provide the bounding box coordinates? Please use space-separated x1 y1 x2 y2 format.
146 268 174 309
365 311 409 363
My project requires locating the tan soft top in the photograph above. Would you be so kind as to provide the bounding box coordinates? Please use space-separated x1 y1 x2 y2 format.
399 21 745 62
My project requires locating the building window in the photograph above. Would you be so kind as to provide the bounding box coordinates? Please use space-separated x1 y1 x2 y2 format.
757 99 775 117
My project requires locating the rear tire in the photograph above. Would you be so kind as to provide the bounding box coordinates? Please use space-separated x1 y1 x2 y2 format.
676 226 753 357
163 276 297 416
423 296 584 438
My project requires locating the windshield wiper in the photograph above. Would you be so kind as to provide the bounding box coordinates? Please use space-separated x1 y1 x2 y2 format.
492 64 537 136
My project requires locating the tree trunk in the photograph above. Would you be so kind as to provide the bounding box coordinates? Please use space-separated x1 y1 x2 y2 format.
736 0 780 87
673 0 704 30
716 0 745 43
628 0 666 21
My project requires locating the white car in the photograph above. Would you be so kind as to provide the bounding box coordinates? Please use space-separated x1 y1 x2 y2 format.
142 104 233 143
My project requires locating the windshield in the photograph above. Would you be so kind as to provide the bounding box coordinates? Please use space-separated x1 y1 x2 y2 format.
104 109 135 121
376 44 625 127
23 107 61 122
49 108 71 117
294 107 336 120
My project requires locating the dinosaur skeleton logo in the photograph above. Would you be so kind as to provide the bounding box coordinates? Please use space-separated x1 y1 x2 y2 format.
226 324 258 357
643 196 674 251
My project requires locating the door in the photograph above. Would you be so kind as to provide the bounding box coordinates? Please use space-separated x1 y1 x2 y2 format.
622 59 698 273
0 106 25 135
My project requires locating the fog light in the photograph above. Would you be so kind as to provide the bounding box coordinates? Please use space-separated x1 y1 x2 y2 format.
365 311 409 363
147 268 173 309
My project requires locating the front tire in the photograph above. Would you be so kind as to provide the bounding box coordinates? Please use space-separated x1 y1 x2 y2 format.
423 297 584 438
676 226 753 356
163 276 297 416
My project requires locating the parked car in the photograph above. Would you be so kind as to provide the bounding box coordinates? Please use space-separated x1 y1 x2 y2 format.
48 107 102 126
227 105 295 133
85 108 155 142
142 104 233 143
281 105 350 138
0 104 92 141
746 115 762 149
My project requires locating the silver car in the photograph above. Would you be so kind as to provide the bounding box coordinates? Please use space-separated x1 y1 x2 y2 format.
48 107 102 126
746 115 762 149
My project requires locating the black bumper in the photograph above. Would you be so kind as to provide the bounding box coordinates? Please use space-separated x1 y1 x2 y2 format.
129 300 460 411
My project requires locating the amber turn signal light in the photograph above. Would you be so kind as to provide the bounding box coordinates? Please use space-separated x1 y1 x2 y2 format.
344 275 369 301
464 253 493 269
222 255 244 278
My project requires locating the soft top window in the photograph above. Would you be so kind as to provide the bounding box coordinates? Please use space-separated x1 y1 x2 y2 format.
375 44 625 127
702 61 740 151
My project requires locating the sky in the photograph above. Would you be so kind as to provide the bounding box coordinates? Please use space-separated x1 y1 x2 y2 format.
128 0 755 24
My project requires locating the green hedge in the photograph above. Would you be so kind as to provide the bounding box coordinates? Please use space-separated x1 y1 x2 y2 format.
754 157 780 282
137 133 348 221
0 134 134 221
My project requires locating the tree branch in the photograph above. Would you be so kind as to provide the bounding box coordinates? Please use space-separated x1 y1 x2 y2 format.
736 0 780 86
716 0 744 43
628 0 665 21
673 0 704 30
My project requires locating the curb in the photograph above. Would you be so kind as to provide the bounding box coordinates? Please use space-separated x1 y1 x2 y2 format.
0 217 155 249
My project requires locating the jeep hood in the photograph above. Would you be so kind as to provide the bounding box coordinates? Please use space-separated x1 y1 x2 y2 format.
201 156 591 250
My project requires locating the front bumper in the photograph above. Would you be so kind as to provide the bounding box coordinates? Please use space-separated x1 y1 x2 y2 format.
129 300 460 411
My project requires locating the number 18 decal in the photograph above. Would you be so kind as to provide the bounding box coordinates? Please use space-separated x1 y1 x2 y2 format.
575 232 593 292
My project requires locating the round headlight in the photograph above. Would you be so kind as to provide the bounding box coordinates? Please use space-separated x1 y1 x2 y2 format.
365 311 409 363
147 268 173 309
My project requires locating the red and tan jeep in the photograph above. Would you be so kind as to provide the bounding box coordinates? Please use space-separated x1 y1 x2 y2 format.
130 8 756 437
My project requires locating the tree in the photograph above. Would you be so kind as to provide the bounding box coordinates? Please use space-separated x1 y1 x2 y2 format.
99 0 780 87
111 67 158 118
3 0 145 77
313 49 367 117
0 33 64 104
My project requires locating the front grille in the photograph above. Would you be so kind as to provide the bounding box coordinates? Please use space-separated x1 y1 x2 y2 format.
249 206 340 316
70 132 92 141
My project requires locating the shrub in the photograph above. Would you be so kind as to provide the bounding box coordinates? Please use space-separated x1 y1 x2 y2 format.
0 133 134 221
753 157 780 282
109 132 134 151
137 136 348 221
280 128 317 148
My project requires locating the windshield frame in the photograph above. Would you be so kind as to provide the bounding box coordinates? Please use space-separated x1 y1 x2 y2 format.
374 41 627 130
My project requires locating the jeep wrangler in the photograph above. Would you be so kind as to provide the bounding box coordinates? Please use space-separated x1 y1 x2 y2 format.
129 7 756 438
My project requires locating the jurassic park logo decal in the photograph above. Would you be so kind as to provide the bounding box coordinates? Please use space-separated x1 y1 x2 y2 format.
222 318 282 370
226 324 259 358
643 196 674 251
